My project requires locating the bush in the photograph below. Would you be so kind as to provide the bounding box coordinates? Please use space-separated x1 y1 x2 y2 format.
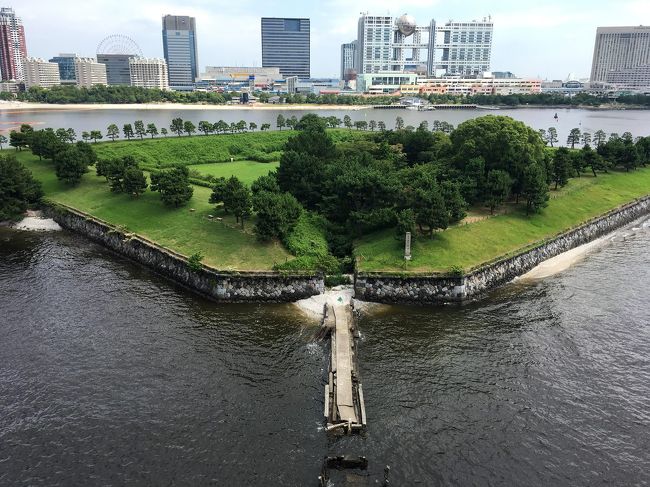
187 252 204 271
283 212 329 257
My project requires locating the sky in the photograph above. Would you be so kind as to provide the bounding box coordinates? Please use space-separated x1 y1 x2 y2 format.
12 0 650 80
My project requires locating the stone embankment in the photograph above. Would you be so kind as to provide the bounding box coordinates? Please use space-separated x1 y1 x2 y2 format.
48 204 324 302
355 195 650 304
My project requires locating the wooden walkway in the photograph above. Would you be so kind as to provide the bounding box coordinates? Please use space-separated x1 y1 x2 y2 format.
323 304 366 434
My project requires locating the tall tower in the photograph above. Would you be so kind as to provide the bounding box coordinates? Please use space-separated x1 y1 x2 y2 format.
0 8 27 81
162 15 199 90
261 18 310 79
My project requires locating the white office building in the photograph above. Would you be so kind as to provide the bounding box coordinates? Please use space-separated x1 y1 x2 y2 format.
129 58 169 90
24 57 61 89
74 58 107 87
590 26 650 90
355 13 493 77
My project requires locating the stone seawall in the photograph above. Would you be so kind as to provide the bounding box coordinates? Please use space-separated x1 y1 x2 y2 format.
48 205 324 302
355 195 650 304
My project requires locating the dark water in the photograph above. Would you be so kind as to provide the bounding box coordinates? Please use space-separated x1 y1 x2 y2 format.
1 220 649 486
2 106 650 142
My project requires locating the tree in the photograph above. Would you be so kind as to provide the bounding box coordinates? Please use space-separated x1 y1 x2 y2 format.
82 131 90 142
209 177 228 206
107 124 120 141
570 150 585 177
160 127 168 137
395 116 404 130
236 119 247 132
0 134 6 150
261 123 271 131
122 166 148 197
55 128 69 143
369 120 377 131
581 132 591 147
622 131 633 142
485 169 512 214
146 123 158 138
29 130 64 161
123 124 134 140
150 165 194 207
134 120 146 139
198 120 212 136
395 208 416 240
538 129 548 145
183 120 196 136
0 154 43 220
552 147 571 189
354 120 368 131
66 128 76 143
276 114 286 131
104 155 138 192
567 128 581 149
9 131 28 151
221 176 252 228
286 116 298 130
343 115 352 129
89 130 103 143
253 190 302 240
377 120 386 132
249 122 257 131
170 118 184 136
593 130 607 147
581 144 609 177
251 173 280 195
547 127 558 147
418 120 429 131
53 145 90 185
522 163 549 215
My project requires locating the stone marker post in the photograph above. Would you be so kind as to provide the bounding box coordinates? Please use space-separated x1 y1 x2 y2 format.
404 232 412 261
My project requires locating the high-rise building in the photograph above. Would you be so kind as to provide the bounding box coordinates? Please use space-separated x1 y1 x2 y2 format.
0 7 27 81
24 57 61 89
340 41 357 80
590 26 650 89
129 58 169 90
438 20 493 77
261 17 310 79
49 53 79 84
356 13 492 78
97 54 137 85
74 58 107 88
162 15 199 90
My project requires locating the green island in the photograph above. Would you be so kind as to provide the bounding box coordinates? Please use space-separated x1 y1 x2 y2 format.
2 114 649 276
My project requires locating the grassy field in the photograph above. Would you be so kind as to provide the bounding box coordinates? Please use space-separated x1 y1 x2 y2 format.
16 151 292 270
355 168 650 273
93 129 370 167
189 160 279 185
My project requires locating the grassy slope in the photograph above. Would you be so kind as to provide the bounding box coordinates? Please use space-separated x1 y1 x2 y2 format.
93 129 369 167
17 151 291 271
356 167 650 273
190 160 279 185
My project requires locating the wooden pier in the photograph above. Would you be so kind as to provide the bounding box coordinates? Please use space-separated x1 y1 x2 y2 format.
323 304 367 434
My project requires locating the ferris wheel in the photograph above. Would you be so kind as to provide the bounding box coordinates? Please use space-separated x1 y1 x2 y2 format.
96 34 143 56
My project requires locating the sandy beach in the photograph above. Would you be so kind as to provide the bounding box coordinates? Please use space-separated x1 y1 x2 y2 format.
0 101 369 111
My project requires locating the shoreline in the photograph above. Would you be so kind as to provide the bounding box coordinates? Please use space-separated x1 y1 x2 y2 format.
0 101 369 111
2 101 648 112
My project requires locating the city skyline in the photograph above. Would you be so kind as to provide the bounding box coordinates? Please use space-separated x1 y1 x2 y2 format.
7 0 650 80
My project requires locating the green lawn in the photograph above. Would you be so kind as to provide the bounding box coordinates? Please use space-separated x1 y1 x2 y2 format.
17 151 292 270
189 160 279 185
356 167 650 273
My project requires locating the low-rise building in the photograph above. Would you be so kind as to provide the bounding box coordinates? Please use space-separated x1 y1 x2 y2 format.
357 72 419 94
416 76 541 96
25 57 61 89
129 58 169 90
74 58 107 88
198 66 281 90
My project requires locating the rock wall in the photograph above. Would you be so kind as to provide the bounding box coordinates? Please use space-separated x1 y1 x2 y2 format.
356 196 650 304
48 205 324 302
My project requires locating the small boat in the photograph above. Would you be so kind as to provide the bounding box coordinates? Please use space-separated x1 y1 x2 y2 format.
554 112 559 120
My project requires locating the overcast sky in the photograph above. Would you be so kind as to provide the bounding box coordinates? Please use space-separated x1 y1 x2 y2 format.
12 0 650 80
